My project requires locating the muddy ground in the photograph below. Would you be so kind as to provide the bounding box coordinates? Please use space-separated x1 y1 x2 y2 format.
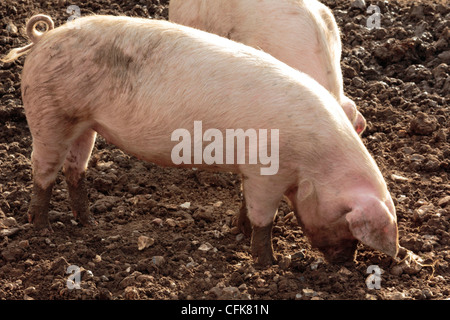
0 0 449 302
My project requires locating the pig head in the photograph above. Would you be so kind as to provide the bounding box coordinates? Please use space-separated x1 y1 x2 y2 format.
286 178 398 263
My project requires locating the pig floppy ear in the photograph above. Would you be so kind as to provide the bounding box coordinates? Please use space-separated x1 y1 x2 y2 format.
345 199 398 258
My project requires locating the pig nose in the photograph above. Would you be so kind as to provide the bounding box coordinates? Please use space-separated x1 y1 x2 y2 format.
319 240 358 264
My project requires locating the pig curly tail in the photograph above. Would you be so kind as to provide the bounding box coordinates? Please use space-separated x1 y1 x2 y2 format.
1 14 54 63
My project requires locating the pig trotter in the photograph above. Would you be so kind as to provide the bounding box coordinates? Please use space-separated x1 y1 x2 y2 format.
65 171 96 227
238 198 252 237
251 223 276 266
28 182 54 231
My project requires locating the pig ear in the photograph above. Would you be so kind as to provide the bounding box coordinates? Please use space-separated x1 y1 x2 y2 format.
345 200 398 258
297 179 315 202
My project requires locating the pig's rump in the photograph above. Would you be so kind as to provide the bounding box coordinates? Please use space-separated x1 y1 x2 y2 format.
22 15 354 172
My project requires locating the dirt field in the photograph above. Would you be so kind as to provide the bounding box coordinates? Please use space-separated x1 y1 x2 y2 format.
0 0 449 302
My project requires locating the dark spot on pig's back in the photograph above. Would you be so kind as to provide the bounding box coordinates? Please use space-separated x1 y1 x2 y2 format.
93 42 139 91
93 42 133 70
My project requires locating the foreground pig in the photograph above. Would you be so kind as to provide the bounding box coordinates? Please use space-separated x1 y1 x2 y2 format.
170 0 367 237
3 14 397 265
169 0 366 134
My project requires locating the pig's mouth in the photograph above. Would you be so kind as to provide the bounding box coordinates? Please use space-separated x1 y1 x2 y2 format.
317 239 358 263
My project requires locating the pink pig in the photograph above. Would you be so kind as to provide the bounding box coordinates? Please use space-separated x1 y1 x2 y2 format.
3 14 397 265
169 0 366 134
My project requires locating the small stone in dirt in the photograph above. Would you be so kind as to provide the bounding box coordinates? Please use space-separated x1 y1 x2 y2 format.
137 236 154 251
409 4 424 19
152 218 163 226
365 294 377 300
413 204 433 221
0 227 20 237
24 286 37 296
193 206 215 222
179 202 191 209
18 240 29 248
438 195 450 207
410 154 425 162
310 258 323 270
151 256 165 267
6 22 18 34
215 286 241 299
292 250 306 260
3 217 17 227
283 211 295 223
165 218 177 227
120 274 138 289
390 265 403 276
230 226 240 235
385 291 406 300
123 286 140 300
213 201 223 207
390 174 410 182
49 256 70 274
338 266 352 276
351 0 366 10
279 256 291 270
302 288 317 297
235 233 244 242
198 242 214 252
438 51 450 64
255 278 266 288
410 112 438 135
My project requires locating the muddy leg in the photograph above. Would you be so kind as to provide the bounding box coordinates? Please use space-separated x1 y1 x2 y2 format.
251 222 275 266
63 129 97 226
28 181 54 231
27 143 69 231
242 176 283 266
237 194 252 237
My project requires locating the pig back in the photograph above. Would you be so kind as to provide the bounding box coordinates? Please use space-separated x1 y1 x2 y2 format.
21 15 359 169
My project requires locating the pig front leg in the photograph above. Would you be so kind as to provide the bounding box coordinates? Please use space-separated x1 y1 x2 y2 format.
237 185 252 237
63 129 97 227
242 176 284 266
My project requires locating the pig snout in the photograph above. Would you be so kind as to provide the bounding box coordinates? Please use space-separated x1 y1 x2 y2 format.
346 196 399 259
288 178 398 263
317 239 358 263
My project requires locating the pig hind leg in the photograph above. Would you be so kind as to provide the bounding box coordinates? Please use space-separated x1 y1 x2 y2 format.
63 129 97 226
27 118 95 230
28 136 71 230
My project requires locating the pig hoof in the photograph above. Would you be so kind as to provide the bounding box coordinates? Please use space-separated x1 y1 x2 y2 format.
251 224 275 267
76 212 97 227
28 211 52 232
254 252 276 267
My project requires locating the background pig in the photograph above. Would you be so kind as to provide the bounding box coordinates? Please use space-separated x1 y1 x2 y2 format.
3 14 397 266
169 0 366 134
